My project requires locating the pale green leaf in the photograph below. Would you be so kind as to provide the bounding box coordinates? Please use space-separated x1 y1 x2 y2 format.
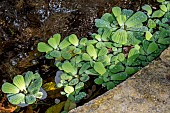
145 31 152 40
7 93 25 105
148 19 156 28
87 45 97 60
62 61 77 75
125 11 147 28
160 5 167 12
94 62 106 75
2 82 19 94
122 9 134 19
37 42 53 52
101 13 115 23
112 29 127 44
117 15 126 26
157 0 165 2
112 7 121 17
98 47 108 57
82 53 91 61
152 10 165 18
69 34 79 46
13 75 26 91
59 38 71 49
142 5 152 16
64 86 74 94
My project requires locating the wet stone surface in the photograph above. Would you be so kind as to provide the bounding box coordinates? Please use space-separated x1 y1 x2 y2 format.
69 46 170 113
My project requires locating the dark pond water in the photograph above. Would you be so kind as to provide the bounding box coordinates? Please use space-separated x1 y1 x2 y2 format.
0 0 157 112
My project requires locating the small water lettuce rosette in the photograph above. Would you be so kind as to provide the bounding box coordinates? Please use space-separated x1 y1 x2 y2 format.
1 71 47 106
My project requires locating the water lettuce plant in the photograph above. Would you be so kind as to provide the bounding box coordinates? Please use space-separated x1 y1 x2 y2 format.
1 71 47 106
1 0 170 112
36 0 170 105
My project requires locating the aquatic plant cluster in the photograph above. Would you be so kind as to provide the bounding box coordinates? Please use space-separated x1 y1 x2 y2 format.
1 0 170 112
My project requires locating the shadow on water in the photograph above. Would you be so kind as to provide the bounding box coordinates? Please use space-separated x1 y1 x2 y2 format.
0 0 158 112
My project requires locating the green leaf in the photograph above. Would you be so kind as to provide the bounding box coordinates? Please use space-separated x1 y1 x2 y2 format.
125 67 139 75
95 19 111 28
75 92 86 102
112 7 121 17
117 15 126 26
7 93 25 105
122 9 134 19
101 13 115 23
45 101 65 113
111 72 127 80
75 82 84 93
96 42 105 49
13 75 26 91
98 47 108 57
148 19 156 29
158 37 170 44
73 48 81 54
94 78 103 85
102 28 112 41
2 82 19 94
117 53 125 62
109 63 125 74
28 78 42 94
147 42 158 54
87 45 97 60
69 78 79 86
94 34 101 41
112 29 127 44
24 71 34 87
152 10 165 18
94 62 106 75
80 38 87 46
128 46 140 58
142 5 152 16
82 53 91 61
106 82 115 90
62 61 77 75
157 0 165 2
25 94 36 104
50 50 61 58
64 86 74 94
160 5 167 12
59 38 71 49
79 62 90 74
69 34 79 46
145 31 152 40
34 92 43 99
60 74 72 81
80 75 90 82
125 11 147 28
61 51 72 60
37 42 53 52
127 31 141 45
48 34 61 49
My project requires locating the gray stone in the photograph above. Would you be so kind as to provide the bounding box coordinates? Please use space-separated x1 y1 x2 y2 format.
69 46 170 113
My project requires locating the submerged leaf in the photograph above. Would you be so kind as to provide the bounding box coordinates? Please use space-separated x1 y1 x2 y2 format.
2 82 19 94
45 101 65 113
